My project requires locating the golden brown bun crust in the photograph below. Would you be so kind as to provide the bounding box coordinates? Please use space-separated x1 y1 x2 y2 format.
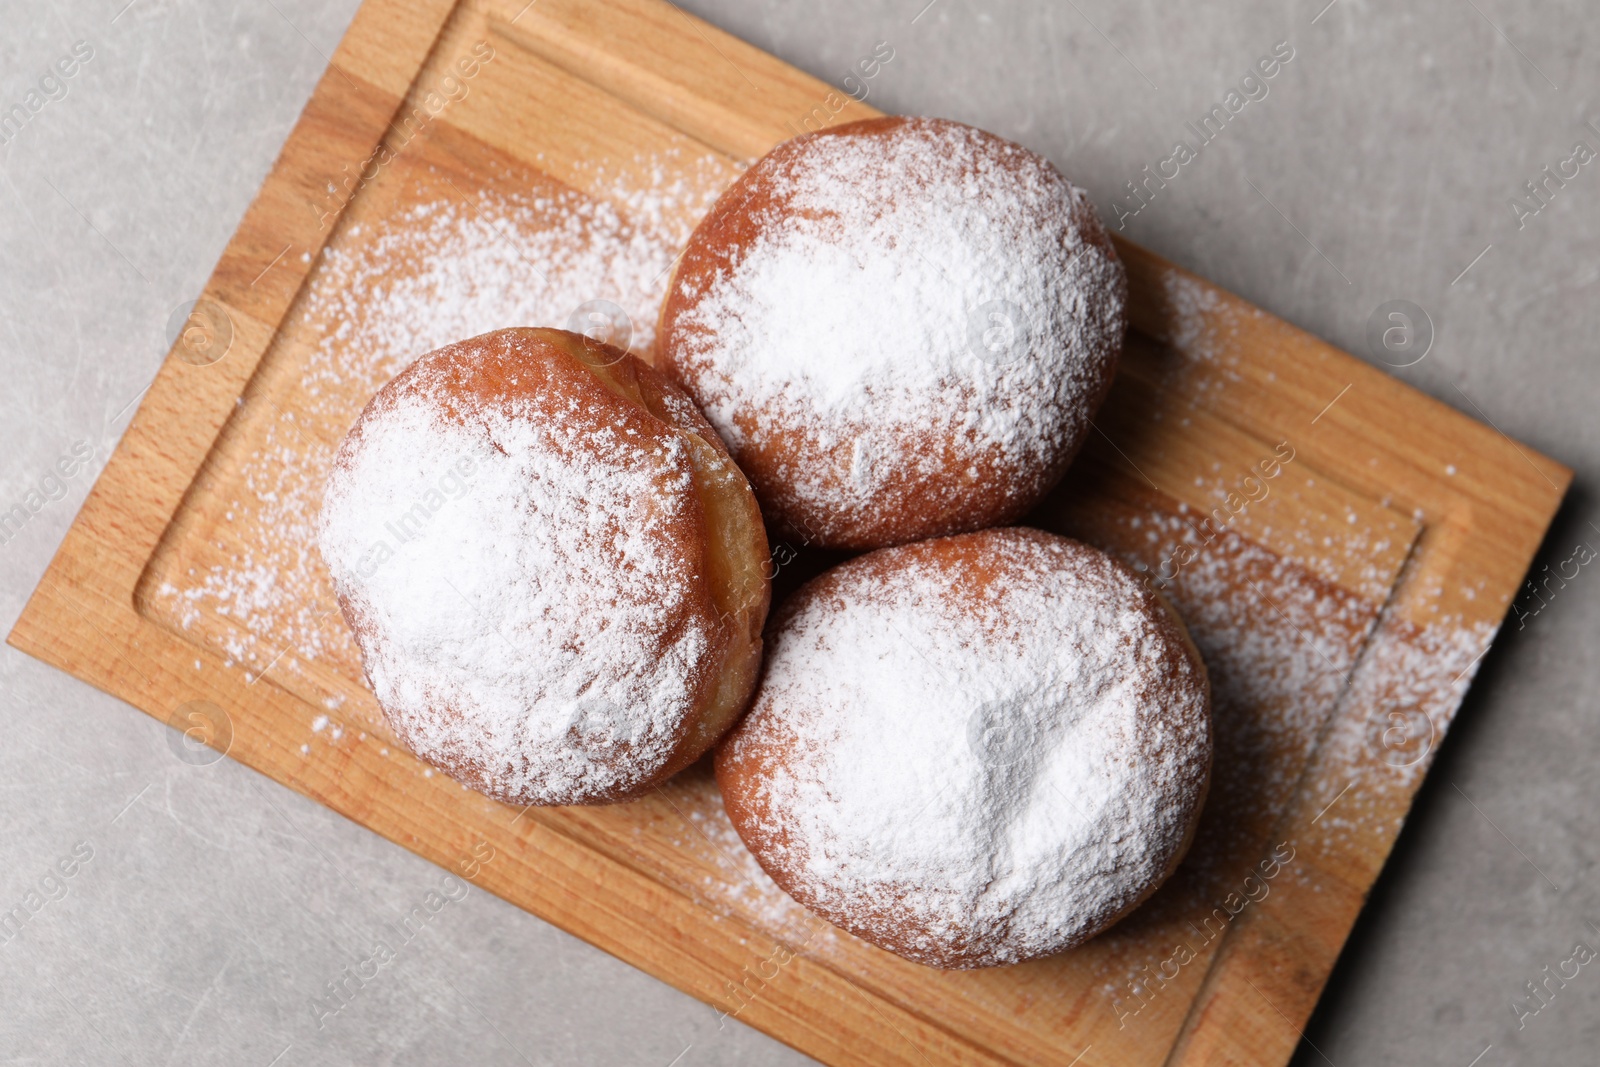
658 116 1127 550
323 328 770 805
716 527 1211 968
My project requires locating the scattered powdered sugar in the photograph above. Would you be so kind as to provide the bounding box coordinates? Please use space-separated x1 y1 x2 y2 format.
722 529 1210 968
151 409 347 682
300 170 697 396
1162 272 1228 362
316 334 710 804
665 118 1127 542
1319 612 1499 801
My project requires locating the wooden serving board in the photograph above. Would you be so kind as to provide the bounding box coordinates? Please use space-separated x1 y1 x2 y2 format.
10 1 1570 1064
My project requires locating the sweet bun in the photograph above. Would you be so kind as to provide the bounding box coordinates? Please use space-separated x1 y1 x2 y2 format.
658 116 1128 550
715 527 1210 968
319 327 770 805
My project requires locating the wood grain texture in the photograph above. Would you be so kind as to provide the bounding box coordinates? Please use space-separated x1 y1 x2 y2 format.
8 1 1570 1065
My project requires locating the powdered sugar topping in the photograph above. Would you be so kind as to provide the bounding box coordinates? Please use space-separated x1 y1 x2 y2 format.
724 530 1209 967
667 118 1127 541
317 335 711 803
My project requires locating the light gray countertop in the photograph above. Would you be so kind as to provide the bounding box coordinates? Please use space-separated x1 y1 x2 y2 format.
2 1 1596 1064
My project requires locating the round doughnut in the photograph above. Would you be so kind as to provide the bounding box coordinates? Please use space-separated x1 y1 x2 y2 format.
715 527 1210 969
318 327 770 805
658 116 1128 550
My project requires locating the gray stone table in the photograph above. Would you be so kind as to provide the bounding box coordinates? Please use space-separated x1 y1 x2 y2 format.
1 0 1595 1064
